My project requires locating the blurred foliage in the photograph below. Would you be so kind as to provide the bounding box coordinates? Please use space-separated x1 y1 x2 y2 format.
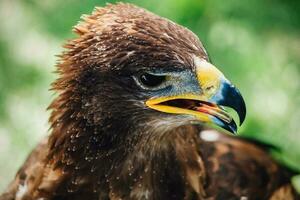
0 0 299 192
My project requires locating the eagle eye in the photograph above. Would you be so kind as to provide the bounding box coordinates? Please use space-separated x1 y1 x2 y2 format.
136 72 167 89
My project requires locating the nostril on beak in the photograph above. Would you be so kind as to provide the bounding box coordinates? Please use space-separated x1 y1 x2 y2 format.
205 85 215 91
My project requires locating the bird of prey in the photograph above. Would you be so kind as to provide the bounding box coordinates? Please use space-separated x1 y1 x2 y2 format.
1 3 299 200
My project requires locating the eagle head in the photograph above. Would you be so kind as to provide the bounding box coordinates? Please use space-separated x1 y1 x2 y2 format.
49 3 246 158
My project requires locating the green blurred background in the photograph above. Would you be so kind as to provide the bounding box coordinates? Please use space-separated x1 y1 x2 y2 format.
0 0 299 192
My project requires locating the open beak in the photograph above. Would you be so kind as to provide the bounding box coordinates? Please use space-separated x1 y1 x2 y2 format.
146 58 246 134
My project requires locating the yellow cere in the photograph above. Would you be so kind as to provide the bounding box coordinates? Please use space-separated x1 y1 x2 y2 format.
193 56 224 98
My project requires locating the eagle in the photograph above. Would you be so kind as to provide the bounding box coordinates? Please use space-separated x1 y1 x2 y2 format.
1 3 299 200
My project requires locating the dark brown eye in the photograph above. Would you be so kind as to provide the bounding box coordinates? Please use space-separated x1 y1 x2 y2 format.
139 73 166 88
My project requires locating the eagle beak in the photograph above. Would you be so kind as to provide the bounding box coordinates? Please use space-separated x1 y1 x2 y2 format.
146 58 246 134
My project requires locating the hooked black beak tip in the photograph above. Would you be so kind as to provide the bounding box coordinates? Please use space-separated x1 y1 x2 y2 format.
211 80 247 127
220 81 246 126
